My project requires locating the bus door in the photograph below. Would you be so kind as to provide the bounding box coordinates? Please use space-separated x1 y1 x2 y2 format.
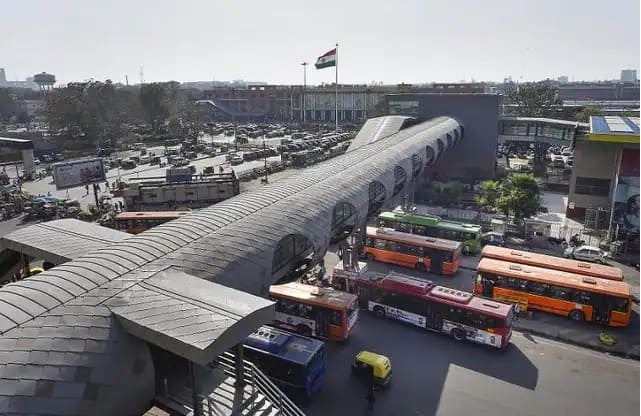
431 251 444 275
356 284 373 309
424 302 443 331
314 308 331 338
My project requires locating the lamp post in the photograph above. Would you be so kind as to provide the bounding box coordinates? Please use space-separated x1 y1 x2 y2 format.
301 62 308 124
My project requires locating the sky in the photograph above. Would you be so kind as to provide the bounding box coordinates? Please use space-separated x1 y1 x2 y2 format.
1 0 639 85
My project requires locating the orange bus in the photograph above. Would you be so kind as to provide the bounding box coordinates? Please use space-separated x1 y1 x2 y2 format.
363 226 462 275
481 245 624 281
475 258 632 327
114 211 191 234
269 282 359 342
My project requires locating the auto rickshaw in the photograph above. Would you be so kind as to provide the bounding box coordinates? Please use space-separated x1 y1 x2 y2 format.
352 350 392 388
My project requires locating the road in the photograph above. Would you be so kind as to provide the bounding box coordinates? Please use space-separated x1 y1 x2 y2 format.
306 313 639 416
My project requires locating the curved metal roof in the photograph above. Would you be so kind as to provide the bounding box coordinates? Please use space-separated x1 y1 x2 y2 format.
0 116 463 415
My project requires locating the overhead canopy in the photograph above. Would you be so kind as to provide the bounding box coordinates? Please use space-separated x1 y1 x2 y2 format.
0 219 130 265
105 268 275 366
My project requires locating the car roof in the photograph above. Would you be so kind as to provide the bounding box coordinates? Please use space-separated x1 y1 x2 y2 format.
576 245 601 251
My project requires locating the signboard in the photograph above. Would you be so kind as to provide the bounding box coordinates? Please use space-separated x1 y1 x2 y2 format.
52 158 106 190
494 293 528 313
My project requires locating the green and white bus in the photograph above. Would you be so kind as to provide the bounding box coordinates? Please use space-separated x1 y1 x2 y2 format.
377 209 482 254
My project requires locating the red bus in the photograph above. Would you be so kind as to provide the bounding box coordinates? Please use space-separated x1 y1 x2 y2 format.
481 245 624 281
347 272 513 349
363 226 462 275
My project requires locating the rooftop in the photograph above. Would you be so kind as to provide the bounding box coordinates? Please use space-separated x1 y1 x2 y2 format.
588 116 640 143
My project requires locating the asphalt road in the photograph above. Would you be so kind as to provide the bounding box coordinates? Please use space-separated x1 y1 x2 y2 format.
305 313 639 416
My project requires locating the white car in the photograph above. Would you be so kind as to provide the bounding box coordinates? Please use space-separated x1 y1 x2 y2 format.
563 245 610 264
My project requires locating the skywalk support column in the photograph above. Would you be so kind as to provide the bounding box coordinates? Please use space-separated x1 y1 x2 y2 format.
234 344 245 388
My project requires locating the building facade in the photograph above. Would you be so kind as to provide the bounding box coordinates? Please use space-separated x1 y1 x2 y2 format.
566 116 640 244
201 83 489 123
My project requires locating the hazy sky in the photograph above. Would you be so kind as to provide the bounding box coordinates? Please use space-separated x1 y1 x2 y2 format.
2 0 639 85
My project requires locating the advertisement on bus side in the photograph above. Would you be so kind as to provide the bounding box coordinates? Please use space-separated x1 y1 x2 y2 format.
52 158 106 190
369 301 426 329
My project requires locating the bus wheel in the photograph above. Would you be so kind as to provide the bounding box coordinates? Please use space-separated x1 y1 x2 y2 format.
569 309 584 322
373 306 386 318
451 328 465 342
297 324 312 337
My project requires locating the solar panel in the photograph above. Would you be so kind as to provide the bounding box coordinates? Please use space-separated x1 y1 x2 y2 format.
604 116 633 133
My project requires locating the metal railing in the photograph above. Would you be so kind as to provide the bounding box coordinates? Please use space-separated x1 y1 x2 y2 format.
215 351 306 416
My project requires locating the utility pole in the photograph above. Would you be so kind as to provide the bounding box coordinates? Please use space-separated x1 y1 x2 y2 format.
262 135 269 184
301 62 308 124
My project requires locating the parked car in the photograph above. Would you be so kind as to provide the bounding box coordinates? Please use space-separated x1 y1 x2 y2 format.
563 245 610 264
171 157 189 167
54 153 65 161
481 231 506 247
41 154 53 163
186 151 198 160
33 157 41 165
139 155 151 164
230 154 244 165
121 160 137 169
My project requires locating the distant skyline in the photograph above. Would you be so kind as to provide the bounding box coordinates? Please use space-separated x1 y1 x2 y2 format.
1 0 639 85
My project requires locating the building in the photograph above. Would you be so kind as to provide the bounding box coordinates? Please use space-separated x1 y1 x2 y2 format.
557 76 569 84
201 83 489 123
621 69 638 83
558 81 640 101
566 116 639 245
383 93 500 180
16 98 45 119
0 68 6 86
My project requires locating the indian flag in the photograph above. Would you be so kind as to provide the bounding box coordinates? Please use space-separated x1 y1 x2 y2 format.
315 48 337 69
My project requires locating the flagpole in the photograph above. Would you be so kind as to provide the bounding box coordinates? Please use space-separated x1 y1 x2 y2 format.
335 42 338 133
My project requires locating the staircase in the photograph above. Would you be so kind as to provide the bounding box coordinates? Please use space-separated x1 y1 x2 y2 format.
153 351 305 416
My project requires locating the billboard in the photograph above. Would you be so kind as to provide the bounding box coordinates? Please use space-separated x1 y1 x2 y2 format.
612 149 640 239
52 158 106 190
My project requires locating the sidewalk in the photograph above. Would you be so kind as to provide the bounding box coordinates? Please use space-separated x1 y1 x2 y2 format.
513 311 640 360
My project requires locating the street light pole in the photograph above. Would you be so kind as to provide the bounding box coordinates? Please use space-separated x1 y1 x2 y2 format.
301 62 308 125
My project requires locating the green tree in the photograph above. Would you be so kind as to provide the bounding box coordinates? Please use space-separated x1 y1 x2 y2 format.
477 174 543 219
505 82 563 118
575 106 603 122
139 83 170 133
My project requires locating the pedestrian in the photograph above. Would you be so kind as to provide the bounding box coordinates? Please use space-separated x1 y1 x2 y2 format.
366 384 376 411
0 207 6 221
85 184 89 195
105 180 110 190
513 303 521 320
219 165 224 174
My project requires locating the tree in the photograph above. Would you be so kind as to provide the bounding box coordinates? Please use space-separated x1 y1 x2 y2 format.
575 106 603 122
139 83 170 133
44 80 122 147
505 82 563 118
477 174 543 220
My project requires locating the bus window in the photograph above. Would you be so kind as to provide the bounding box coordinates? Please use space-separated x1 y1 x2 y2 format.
366 238 375 247
398 222 411 233
413 225 427 235
550 285 572 301
573 290 592 304
612 298 628 313
374 240 387 250
330 310 342 326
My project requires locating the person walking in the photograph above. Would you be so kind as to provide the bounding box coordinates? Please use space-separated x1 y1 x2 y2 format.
366 384 376 411
85 184 89 195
